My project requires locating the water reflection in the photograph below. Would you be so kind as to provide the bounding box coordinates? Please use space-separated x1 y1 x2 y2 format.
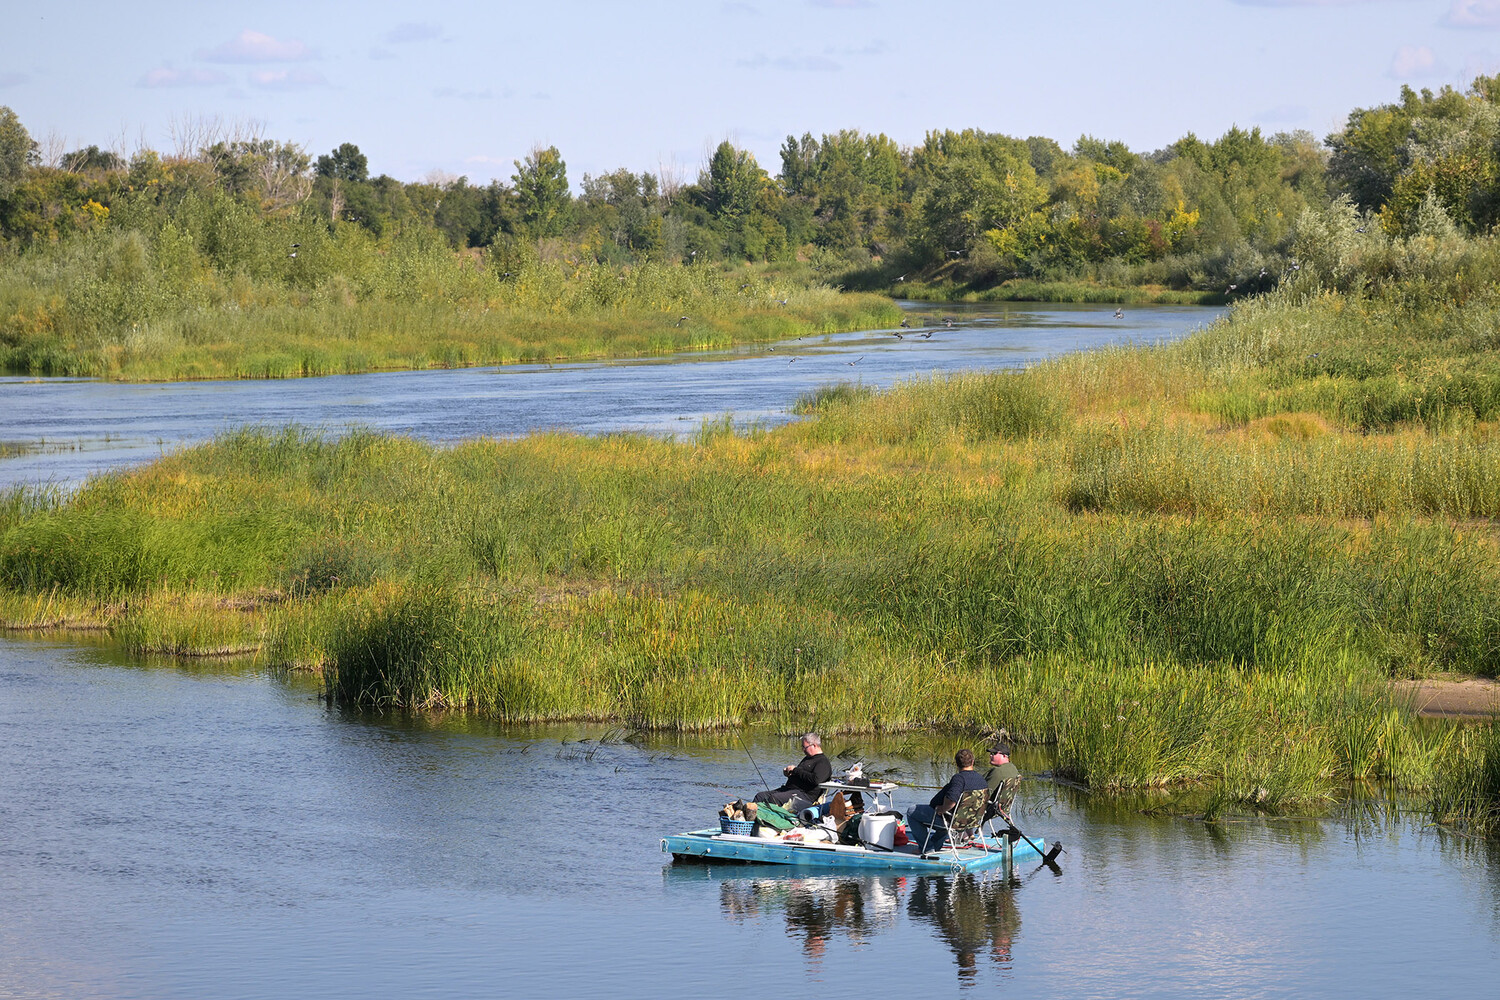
905 873 1026 983
6 638 1500 996
672 865 1039 985
718 873 903 957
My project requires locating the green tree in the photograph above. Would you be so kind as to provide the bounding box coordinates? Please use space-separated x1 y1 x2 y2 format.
1326 84 1469 213
705 141 762 219
511 145 572 237
909 129 1047 263
315 142 369 183
1170 125 1311 247
61 145 124 173
0 105 34 200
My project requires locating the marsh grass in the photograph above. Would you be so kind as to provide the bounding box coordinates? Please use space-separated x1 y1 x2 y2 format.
895 279 1225 306
1431 723 1500 835
0 587 111 630
4 274 1500 824
112 591 267 656
0 226 900 380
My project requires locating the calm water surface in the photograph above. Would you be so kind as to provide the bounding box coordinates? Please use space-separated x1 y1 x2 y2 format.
1 640 1497 999
5 303 1497 997
0 302 1219 489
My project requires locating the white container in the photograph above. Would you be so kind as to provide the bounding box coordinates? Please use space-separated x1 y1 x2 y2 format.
858 814 897 851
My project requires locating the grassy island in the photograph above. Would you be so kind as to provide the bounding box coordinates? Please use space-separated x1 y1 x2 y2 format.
0 224 899 380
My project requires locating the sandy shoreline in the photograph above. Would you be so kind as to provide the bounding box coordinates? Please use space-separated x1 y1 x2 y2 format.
1393 678 1500 719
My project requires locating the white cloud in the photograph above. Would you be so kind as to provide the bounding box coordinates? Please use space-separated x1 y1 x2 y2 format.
1390 44 1444 77
737 53 841 71
1256 103 1310 122
826 39 889 56
385 22 443 44
138 66 229 88
247 68 329 90
433 86 497 101
199 30 315 64
1232 1 1416 5
1446 1 1500 27
1459 47 1500 76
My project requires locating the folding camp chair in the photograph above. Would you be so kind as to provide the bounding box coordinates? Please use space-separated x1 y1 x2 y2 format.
919 787 990 855
982 774 1023 839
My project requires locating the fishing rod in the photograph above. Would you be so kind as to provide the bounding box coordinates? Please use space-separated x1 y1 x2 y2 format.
736 731 772 792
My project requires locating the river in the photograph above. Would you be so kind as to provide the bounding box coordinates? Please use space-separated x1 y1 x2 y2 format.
3 303 1497 997
0 301 1216 490
1 639 1496 998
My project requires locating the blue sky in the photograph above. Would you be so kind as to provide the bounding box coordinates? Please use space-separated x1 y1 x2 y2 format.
4 0 1500 186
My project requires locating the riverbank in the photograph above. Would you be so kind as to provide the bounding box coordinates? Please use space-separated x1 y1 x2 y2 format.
891 278 1226 306
3 280 1499 828
1395 677 1500 719
0 233 900 380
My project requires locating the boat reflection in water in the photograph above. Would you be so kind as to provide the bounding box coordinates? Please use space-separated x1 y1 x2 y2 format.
669 866 1033 983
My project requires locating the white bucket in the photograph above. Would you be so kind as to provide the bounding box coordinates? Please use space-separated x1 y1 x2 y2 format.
858 814 897 851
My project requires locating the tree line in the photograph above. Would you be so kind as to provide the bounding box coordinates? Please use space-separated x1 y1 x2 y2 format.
2 75 1499 290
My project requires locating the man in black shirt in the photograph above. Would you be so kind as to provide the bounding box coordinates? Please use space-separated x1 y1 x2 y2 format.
907 748 987 853
753 732 832 811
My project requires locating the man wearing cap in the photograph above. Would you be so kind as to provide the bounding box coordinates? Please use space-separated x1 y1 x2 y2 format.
753 732 831 811
984 744 1022 820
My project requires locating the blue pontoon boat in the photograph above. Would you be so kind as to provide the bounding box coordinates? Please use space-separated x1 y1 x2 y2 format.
663 780 1060 874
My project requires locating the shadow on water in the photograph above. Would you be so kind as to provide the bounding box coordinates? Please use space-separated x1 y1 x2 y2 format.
667 864 1046 985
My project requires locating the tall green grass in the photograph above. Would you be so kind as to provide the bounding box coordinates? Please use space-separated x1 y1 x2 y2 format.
1430 723 1500 835
0 221 900 379
5 269 1500 825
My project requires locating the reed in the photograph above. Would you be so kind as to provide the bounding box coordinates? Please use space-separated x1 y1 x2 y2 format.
5 270 1500 825
1430 723 1500 835
111 590 268 656
0 224 900 380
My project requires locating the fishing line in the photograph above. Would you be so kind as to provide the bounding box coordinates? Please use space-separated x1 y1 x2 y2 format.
736 732 772 792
